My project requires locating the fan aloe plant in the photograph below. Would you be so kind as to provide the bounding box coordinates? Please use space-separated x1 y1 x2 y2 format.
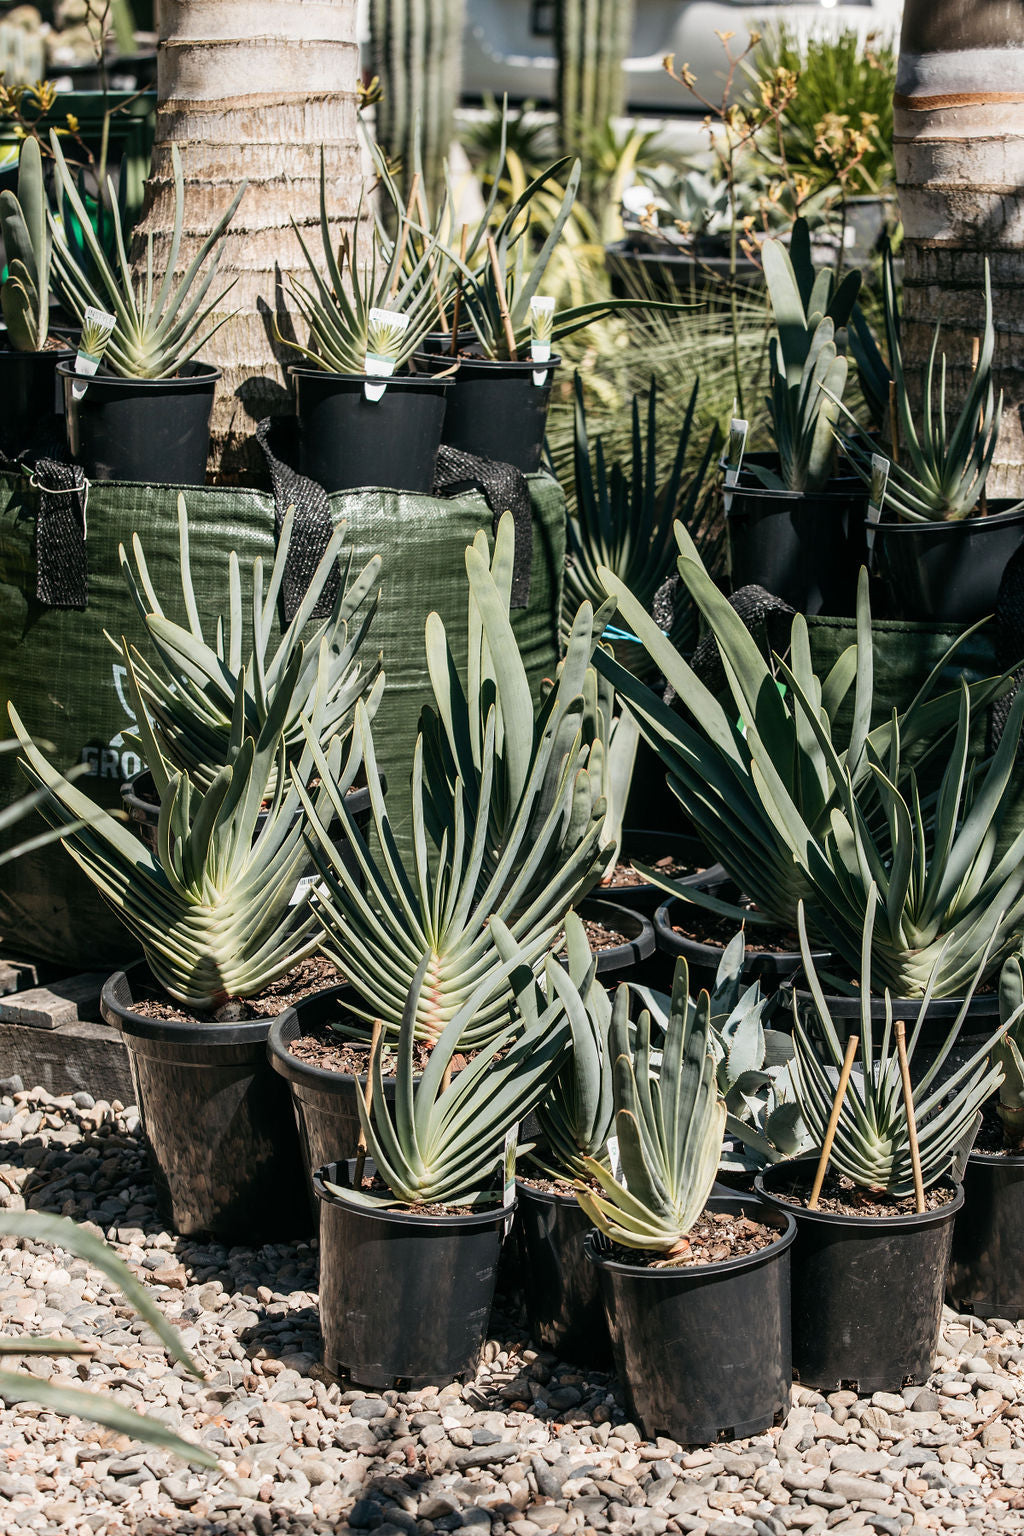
792 897 1008 1198
327 919 583 1208
751 219 861 493
0 1211 215 1467
841 254 1004 522
562 373 721 675
994 948 1024 1150
574 958 726 1259
48 133 246 379
9 656 327 1012
296 513 613 1046
116 494 383 792
0 136 50 352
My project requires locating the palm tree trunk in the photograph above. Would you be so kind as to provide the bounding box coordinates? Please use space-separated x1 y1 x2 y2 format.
894 0 1024 499
132 0 364 480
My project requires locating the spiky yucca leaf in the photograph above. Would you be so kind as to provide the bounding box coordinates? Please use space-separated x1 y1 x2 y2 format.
116 494 383 792
792 898 1007 1198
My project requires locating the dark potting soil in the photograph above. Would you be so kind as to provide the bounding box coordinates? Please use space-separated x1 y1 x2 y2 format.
353 1172 502 1217
601 852 707 889
671 898 797 955
286 1020 467 1079
972 1100 1023 1157
518 1172 593 1198
767 1167 957 1218
129 954 343 1024
582 918 629 952
607 1208 778 1269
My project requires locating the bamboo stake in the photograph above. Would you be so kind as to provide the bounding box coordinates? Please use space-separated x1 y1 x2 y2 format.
387 172 422 301
487 234 518 360
449 223 469 355
353 1018 383 1187
894 1019 926 1214
808 1033 859 1210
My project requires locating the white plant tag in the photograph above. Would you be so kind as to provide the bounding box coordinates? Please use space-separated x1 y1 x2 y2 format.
722 417 748 512
288 874 320 907
607 1133 623 1185
503 1125 518 1234
530 295 555 383
363 308 407 401
72 306 116 400
866 453 890 565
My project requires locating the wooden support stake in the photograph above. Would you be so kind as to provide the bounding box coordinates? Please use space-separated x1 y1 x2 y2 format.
487 234 518 361
449 223 469 355
894 1018 926 1214
808 1033 859 1210
353 1018 383 1187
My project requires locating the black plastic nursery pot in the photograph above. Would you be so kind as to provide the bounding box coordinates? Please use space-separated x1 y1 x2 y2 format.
268 986 393 1183
515 1180 613 1370
585 1194 796 1444
605 238 763 302
415 353 560 473
755 1158 964 1393
0 341 75 459
654 881 829 997
59 361 218 485
871 504 1024 624
791 983 999 1087
726 480 866 617
290 369 451 494
573 898 656 986
948 1149 1024 1319
314 1159 513 1389
100 967 309 1241
597 830 716 917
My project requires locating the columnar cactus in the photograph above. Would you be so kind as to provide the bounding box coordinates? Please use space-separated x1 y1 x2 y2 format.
369 0 465 211
556 0 634 161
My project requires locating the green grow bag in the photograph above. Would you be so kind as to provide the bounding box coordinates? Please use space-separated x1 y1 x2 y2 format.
0 470 565 968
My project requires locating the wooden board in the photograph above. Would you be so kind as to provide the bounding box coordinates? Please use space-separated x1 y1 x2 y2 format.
0 972 107 1030
0 1015 133 1105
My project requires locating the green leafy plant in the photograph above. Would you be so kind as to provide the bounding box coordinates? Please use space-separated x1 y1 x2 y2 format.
562 373 720 675
0 135 50 351
841 256 1004 522
48 132 246 379
116 494 383 792
574 958 725 1258
0 1210 215 1466
330 920 582 1209
995 949 1024 1150
9 661 326 1012
296 513 612 1045
793 897 1007 1197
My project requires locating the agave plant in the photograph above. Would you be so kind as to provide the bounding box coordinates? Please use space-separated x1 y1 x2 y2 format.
326 917 581 1208
48 133 246 379
792 898 1007 1198
295 513 612 1046
0 1210 215 1467
562 373 721 675
574 958 726 1258
841 255 1004 522
597 522 1010 937
0 136 50 351
994 949 1024 1150
116 493 383 791
9 657 326 1012
751 220 861 493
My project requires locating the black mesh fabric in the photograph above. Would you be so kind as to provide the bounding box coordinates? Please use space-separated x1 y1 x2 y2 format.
689 584 796 696
255 416 339 622
27 456 89 611
432 444 533 608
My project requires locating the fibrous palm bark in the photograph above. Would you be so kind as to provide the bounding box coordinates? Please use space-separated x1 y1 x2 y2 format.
894 0 1024 499
131 0 364 479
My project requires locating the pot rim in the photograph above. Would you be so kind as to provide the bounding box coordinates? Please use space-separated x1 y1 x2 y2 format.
313 1158 515 1229
790 981 1001 1020
57 360 221 387
288 365 452 390
0 341 77 360
654 892 829 967
726 483 867 511
599 831 718 899
574 897 655 964
514 1175 580 1207
965 1146 1024 1168
869 503 1024 537
755 1157 965 1230
411 352 561 376
583 1194 797 1278
102 963 283 1045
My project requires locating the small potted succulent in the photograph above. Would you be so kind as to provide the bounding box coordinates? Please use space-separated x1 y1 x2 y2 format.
578 959 797 1445
314 931 573 1390
606 165 767 300
48 132 245 484
756 900 1004 1393
0 136 76 458
283 153 456 494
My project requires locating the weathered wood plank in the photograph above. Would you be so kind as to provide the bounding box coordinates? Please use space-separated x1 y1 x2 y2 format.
0 973 108 1031
0 1016 133 1105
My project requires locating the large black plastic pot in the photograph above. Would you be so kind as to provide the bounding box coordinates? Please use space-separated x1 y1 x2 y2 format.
0 341 75 459
290 369 450 493
597 830 716 917
268 985 392 1181
585 1194 796 1443
792 983 999 1084
516 1180 612 1369
59 361 218 484
573 899 656 985
654 882 829 997
315 1158 513 1389
100 967 309 1241
756 1158 964 1393
726 480 866 616
871 504 1024 624
948 1149 1024 1319
415 353 559 473
605 237 763 301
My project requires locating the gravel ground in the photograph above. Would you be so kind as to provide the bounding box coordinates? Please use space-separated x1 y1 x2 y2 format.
2 1081 1024 1536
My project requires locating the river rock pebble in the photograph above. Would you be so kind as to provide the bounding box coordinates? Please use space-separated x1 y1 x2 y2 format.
2 1087 1024 1533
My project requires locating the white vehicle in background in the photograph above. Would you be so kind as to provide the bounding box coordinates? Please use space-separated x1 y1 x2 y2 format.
460 0 903 112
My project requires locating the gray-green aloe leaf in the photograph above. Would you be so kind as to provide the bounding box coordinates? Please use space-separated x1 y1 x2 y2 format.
116 493 383 792
0 136 49 352
995 949 1024 1148
791 896 1007 1198
575 959 726 1254
0 1210 216 1467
